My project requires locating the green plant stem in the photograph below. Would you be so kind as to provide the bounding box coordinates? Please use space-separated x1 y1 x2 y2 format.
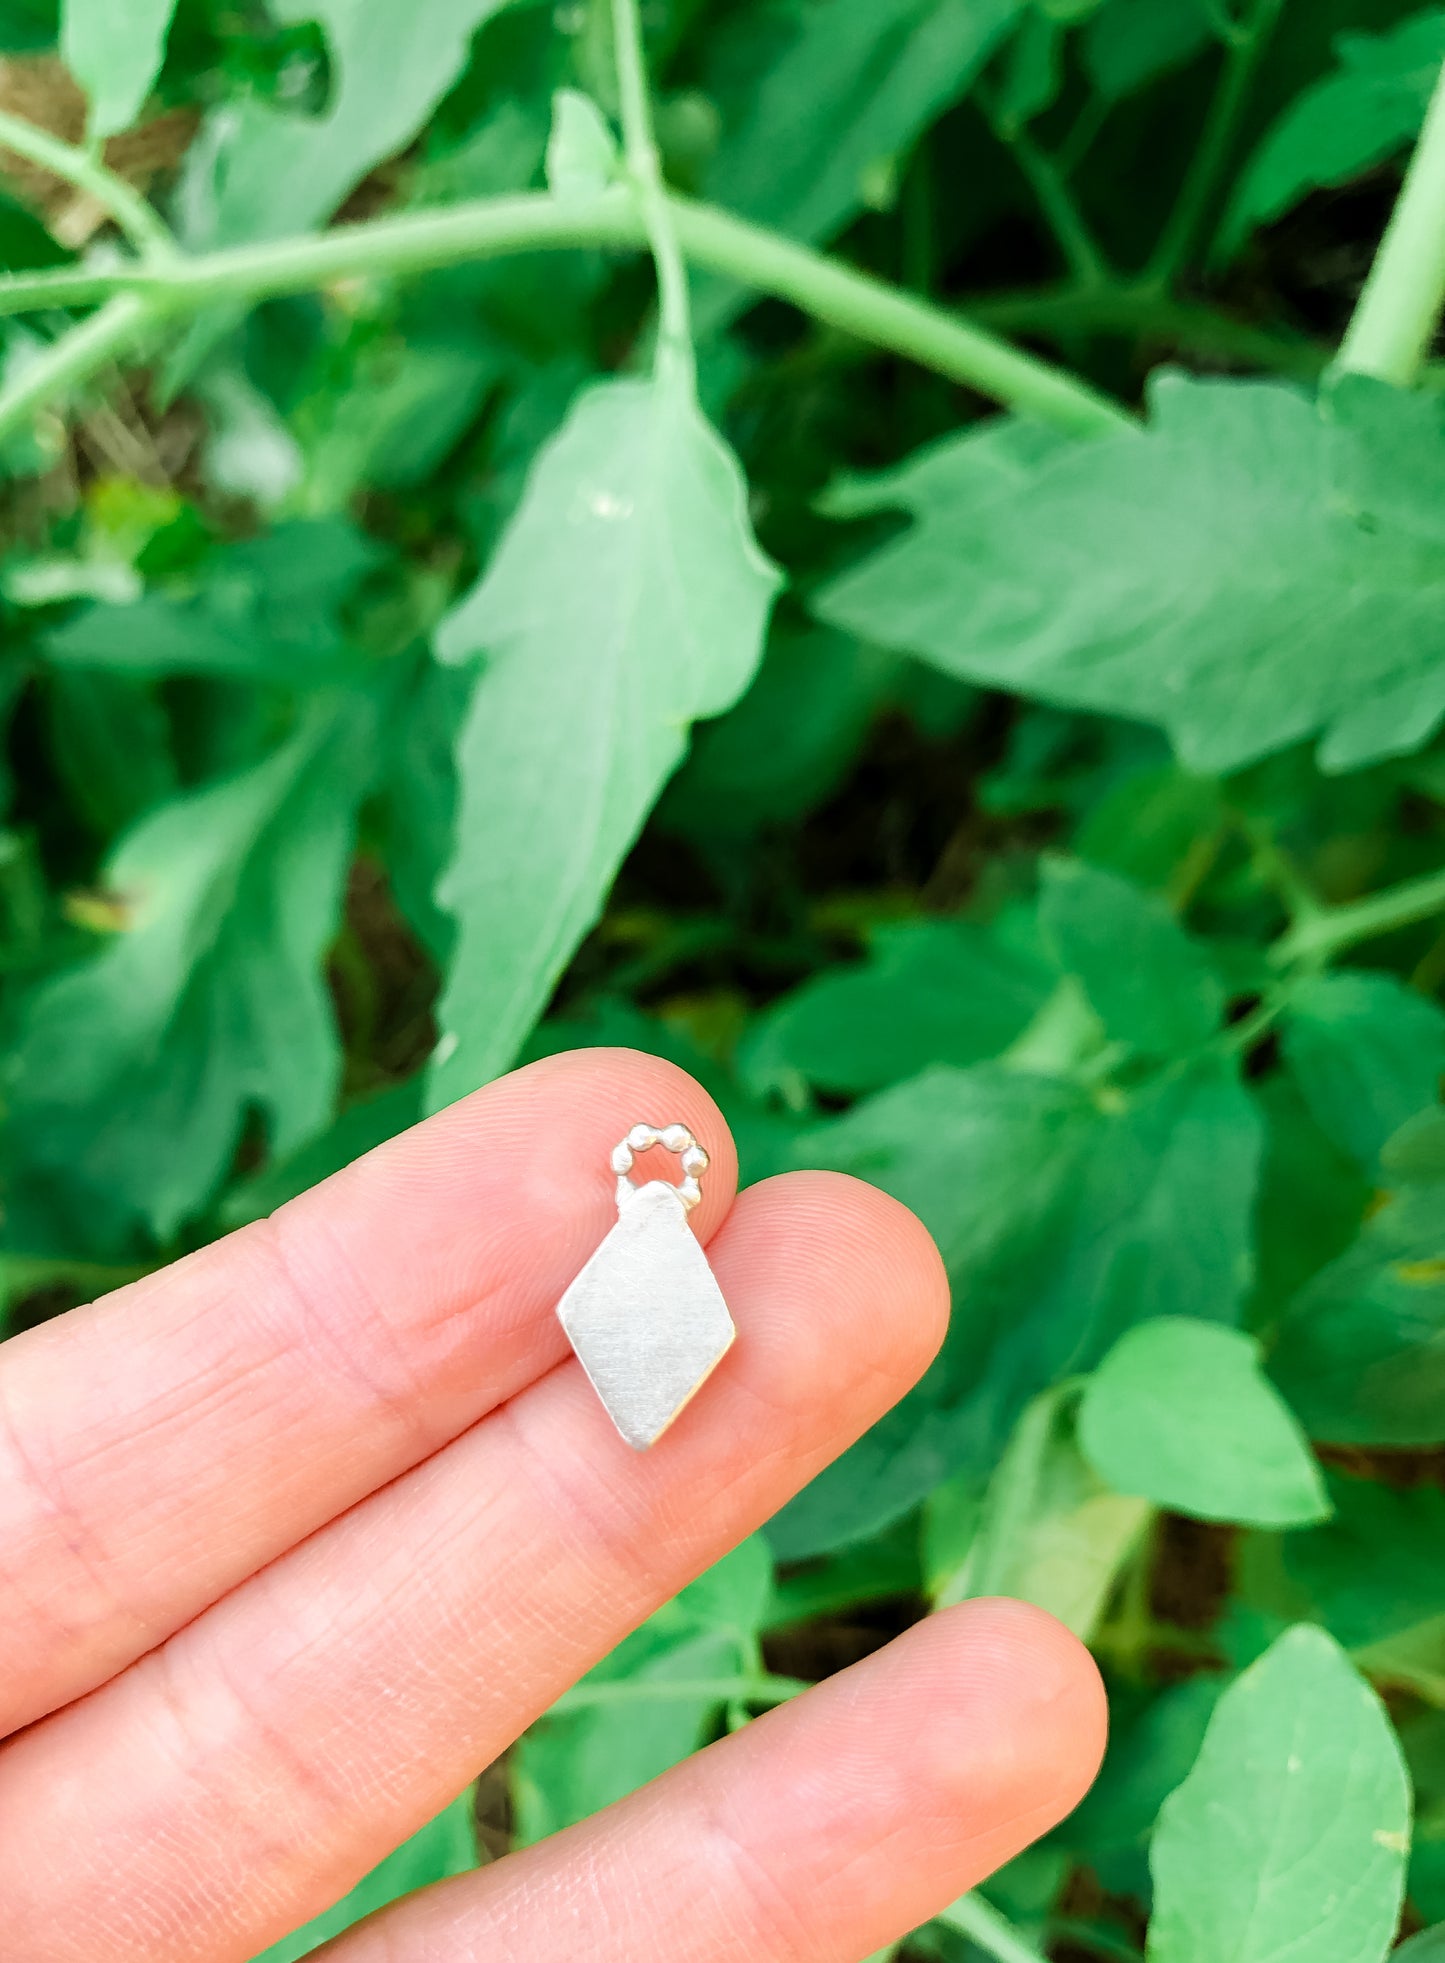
0 191 1133 442
1335 55 1445 384
1270 865 1445 968
972 280 1327 379
977 75 1108 289
1146 0 1284 285
937 1893 1050 1963
609 0 694 381
0 107 176 260
0 291 155 434
549 1672 809 1716
987 107 1108 290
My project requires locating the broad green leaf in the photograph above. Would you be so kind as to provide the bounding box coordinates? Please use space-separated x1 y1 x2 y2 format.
769 1053 1261 1556
182 0 511 246
660 624 898 838
43 521 380 683
1081 0 1218 101
1066 1676 1225 1896
44 668 176 835
740 916 1054 1097
546 89 620 202
294 339 500 513
1284 971 1445 1172
249 1790 480 1963
513 1539 771 1842
928 1385 1151 1639
1147 1625 1411 1963
1402 1712 1445 1919
1078 1317 1329 1528
220 1081 423 1230
1270 1110 1445 1446
375 658 469 964
1038 858 1221 1056
7 695 374 1242
993 13 1064 132
1399 1929 1445 1961
817 374 1445 776
1284 1471 1445 1650
62 0 177 138
696 0 1021 328
1218 11 1445 259
1250 1075 1370 1322
427 371 779 1109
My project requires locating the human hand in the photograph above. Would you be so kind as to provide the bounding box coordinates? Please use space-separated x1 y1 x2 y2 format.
0 1049 1105 1962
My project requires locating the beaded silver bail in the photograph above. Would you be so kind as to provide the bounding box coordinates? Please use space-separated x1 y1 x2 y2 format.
609 1121 710 1214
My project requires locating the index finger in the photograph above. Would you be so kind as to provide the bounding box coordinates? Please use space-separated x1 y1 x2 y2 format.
0 1048 736 1736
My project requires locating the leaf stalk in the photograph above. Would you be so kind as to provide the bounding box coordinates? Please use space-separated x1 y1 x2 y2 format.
609 0 694 383
1335 54 1445 385
0 106 177 260
0 191 1132 443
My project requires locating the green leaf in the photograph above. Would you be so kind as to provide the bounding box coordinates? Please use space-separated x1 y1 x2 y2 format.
43 668 176 835
1147 1625 1411 1963
769 1053 1261 1556
1081 0 1218 102
294 339 500 512
220 1080 423 1231
1250 1075 1370 1323
43 521 380 683
1078 1317 1329 1528
1398 1929 1445 1962
546 89 620 202
427 371 779 1108
7 695 374 1242
696 0 1021 327
660 623 899 838
182 0 511 246
1283 970 1445 1173
1284 1471 1445 1650
1218 10 1445 259
1269 1109 1445 1446
1038 857 1221 1055
249 1789 481 1963
1066 1677 1226 1896
927 1384 1151 1639
61 0 177 138
817 374 1445 776
512 1538 771 1842
740 915 1054 1097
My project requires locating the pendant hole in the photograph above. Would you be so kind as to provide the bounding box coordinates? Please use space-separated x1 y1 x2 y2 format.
612 1122 708 1213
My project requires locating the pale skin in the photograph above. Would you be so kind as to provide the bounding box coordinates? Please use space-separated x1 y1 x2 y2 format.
0 1047 1107 1962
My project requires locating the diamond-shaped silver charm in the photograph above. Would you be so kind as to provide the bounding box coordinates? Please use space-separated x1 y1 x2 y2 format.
557 1125 735 1450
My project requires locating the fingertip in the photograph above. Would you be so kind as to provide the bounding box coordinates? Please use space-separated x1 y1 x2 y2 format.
711 1169 950 1404
920 1597 1109 1822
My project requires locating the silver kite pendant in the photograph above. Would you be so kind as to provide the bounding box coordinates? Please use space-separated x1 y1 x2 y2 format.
556 1123 736 1449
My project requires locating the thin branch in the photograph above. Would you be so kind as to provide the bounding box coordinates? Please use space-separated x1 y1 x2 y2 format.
970 279 1327 378
936 1894 1051 1963
0 107 176 260
610 0 694 384
0 191 1134 442
0 292 155 442
1335 54 1445 384
979 85 1109 290
1146 0 1284 286
1270 865 1445 969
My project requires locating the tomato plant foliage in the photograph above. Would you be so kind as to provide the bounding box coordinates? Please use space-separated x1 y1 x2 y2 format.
1 0 1444 1956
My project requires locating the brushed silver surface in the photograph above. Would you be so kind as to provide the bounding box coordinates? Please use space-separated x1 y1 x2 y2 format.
557 1179 736 1450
